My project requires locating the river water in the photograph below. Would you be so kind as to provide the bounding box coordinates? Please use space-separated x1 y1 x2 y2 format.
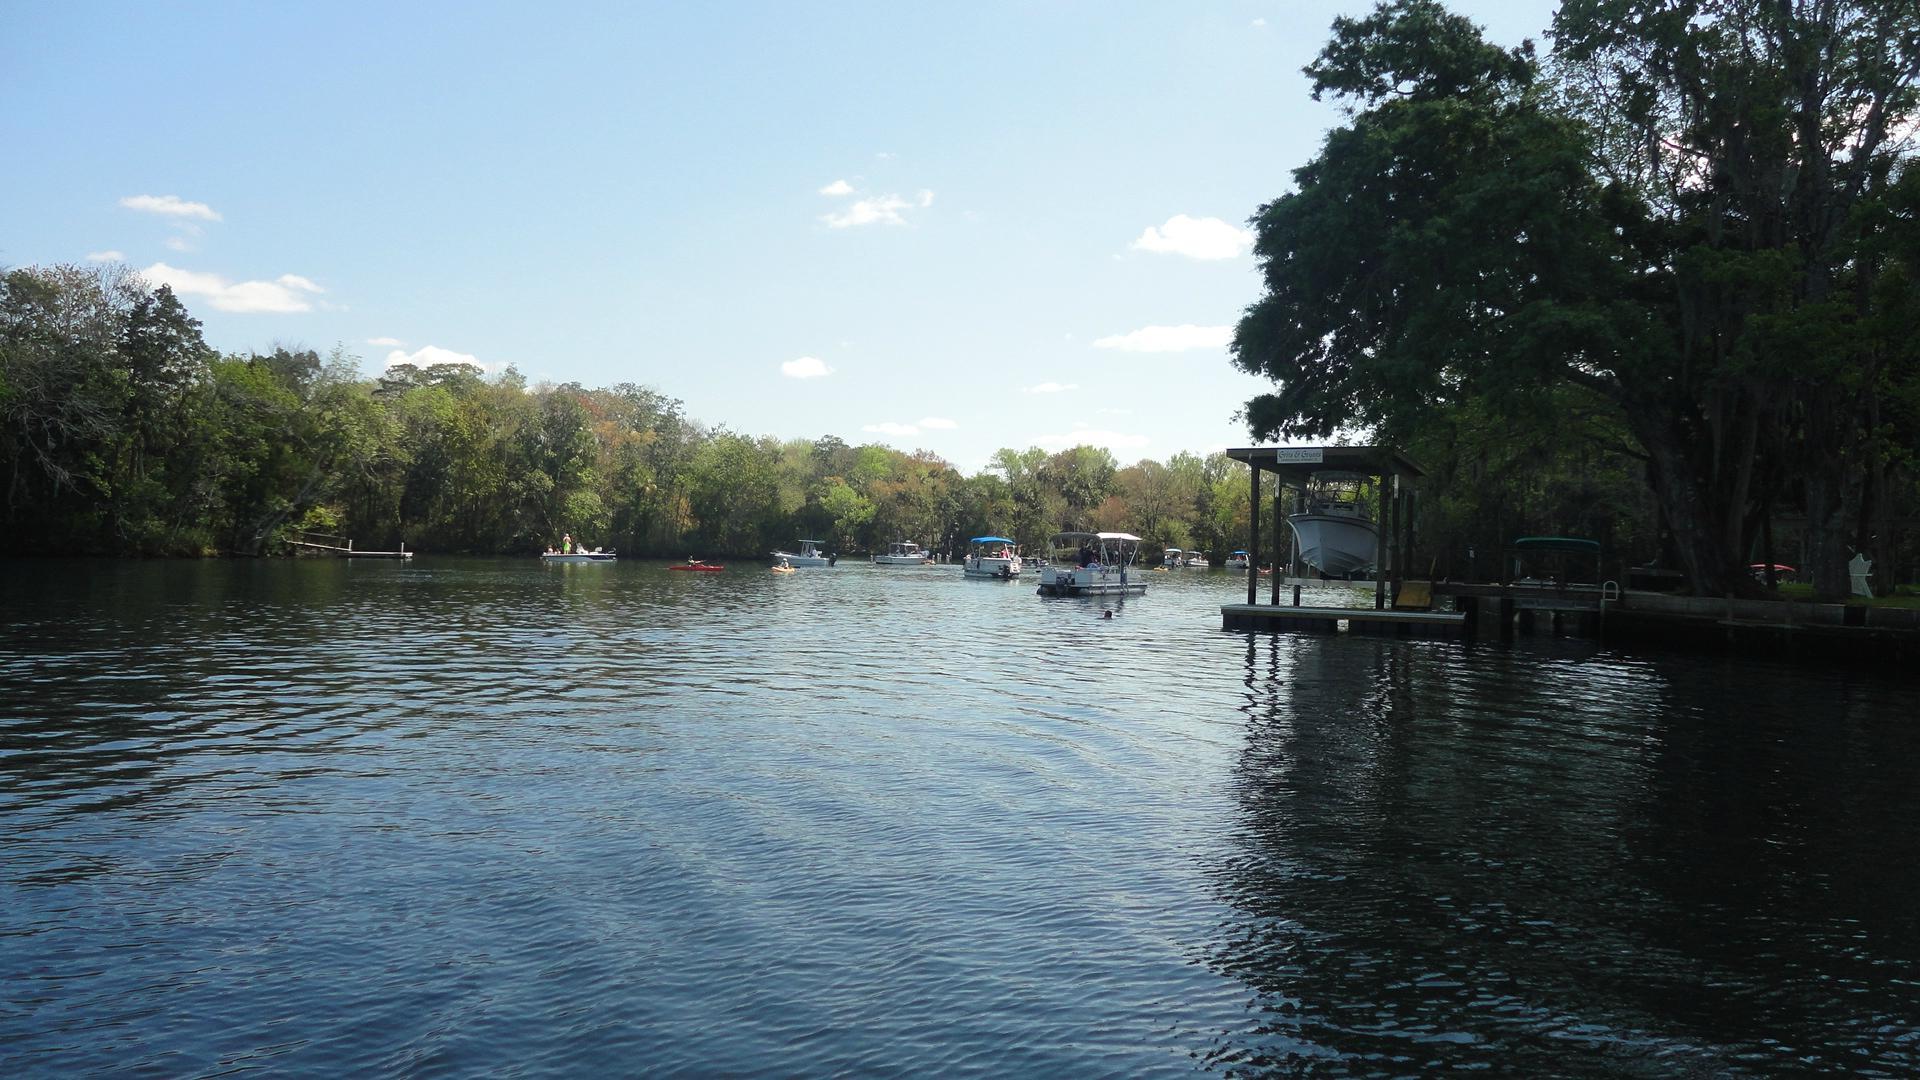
2 558 1915 1076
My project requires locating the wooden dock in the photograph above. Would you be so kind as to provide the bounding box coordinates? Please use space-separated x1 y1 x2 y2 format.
285 532 413 559
1222 603 1468 639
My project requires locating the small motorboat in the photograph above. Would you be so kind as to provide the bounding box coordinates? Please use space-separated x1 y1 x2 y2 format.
771 540 835 566
873 541 935 566
669 560 725 572
1036 532 1147 596
542 548 616 563
962 536 1022 579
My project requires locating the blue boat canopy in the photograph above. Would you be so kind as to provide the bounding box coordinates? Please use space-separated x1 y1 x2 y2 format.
1230 549 1248 555
969 536 1015 545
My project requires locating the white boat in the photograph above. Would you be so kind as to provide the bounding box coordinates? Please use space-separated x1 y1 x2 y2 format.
1287 476 1378 577
542 549 616 563
770 539 836 567
873 541 933 566
1037 532 1148 596
963 535 1022 579
1225 550 1250 570
1184 552 1210 568
1162 547 1185 568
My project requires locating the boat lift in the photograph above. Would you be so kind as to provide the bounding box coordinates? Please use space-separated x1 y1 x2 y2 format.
1226 445 1425 612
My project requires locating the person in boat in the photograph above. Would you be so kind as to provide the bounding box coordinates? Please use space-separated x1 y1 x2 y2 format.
1078 544 1094 568
562 533 573 554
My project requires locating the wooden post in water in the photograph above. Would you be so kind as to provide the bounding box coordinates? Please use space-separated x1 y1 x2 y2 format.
1271 483 1284 605
1247 465 1261 606
1374 476 1388 611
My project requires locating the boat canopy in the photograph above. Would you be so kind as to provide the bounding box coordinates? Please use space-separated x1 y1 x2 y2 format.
1512 536 1600 553
969 536 1015 545
1049 531 1143 543
1230 549 1248 555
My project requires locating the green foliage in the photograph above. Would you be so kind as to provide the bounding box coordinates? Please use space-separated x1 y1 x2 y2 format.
1234 0 1920 597
0 262 1280 562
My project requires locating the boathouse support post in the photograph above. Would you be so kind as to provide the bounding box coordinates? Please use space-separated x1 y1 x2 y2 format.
1386 474 1400 604
1375 476 1388 611
1247 465 1261 606
1271 483 1285 605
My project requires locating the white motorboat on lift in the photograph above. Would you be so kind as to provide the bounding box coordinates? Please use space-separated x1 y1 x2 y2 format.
1287 476 1377 577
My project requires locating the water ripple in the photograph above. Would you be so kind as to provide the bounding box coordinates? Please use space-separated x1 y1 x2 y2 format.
2 559 1916 1076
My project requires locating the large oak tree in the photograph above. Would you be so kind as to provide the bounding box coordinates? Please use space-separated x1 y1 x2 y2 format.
1232 0 1920 598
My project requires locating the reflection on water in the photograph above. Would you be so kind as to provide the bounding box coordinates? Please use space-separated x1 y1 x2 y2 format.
2 560 1915 1075
1213 634 1920 1075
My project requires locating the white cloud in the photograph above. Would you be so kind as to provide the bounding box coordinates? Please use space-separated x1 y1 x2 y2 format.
120 194 221 221
1093 324 1233 352
140 261 323 313
1129 214 1253 260
781 355 834 379
819 179 855 196
1032 428 1151 451
1251 17 1267 27
822 190 934 228
1097 407 1133 416
84 250 124 262
164 236 194 252
385 344 506 374
367 336 405 347
1023 381 1079 394
861 416 956 437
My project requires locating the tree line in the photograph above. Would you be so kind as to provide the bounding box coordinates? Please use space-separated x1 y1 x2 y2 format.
6 252 1899 587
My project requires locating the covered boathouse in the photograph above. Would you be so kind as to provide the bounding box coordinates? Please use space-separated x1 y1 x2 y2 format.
1219 444 1466 639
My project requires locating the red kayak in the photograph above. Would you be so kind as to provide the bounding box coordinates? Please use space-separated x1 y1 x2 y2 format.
669 563 725 572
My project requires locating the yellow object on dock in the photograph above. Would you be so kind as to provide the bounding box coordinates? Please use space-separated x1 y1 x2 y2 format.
1394 580 1432 610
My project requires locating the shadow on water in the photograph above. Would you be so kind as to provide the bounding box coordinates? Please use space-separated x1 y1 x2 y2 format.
1205 632 1920 1075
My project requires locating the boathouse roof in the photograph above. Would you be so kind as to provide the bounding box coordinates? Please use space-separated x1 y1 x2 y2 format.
1225 445 1425 480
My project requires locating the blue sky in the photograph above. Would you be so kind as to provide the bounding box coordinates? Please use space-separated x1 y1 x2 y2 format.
2 1 1558 474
